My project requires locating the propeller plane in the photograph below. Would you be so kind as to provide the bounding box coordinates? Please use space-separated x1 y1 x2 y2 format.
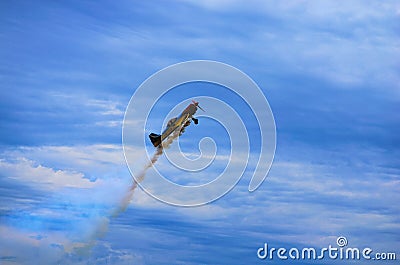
149 100 204 147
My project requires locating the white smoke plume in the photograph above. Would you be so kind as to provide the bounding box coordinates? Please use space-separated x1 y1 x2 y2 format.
69 128 183 256
116 128 182 214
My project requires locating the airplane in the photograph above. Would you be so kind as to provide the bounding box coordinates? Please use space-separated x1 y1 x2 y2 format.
149 100 204 147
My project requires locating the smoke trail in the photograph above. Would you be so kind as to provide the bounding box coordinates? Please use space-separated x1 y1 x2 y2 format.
117 128 182 214
68 128 184 257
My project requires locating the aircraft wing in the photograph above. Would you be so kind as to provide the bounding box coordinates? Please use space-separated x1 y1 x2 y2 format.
149 113 191 147
161 113 190 141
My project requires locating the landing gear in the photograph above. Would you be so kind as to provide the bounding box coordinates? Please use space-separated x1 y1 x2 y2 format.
192 117 198 124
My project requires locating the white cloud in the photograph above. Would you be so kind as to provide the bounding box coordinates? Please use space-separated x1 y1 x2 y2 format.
144 0 400 92
0 144 143 264
86 99 125 116
95 120 122 127
0 157 96 190
5 145 127 176
1 140 398 264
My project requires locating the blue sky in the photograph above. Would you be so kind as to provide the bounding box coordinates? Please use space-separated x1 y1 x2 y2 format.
1 0 399 264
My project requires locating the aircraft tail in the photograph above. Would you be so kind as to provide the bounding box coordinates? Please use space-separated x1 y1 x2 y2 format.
149 133 162 147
